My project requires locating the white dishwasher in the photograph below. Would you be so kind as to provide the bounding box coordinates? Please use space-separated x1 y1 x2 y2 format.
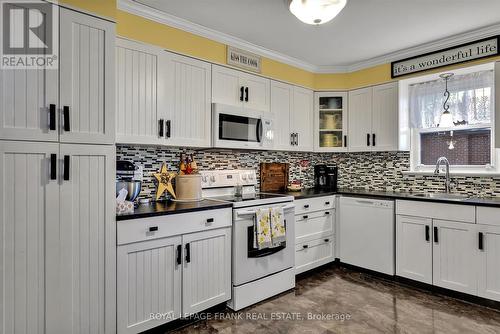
339 196 395 275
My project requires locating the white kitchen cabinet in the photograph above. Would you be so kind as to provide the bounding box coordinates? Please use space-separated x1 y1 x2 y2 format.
162 53 212 147
212 64 270 112
396 215 433 284
117 236 182 334
270 80 313 152
58 144 116 334
59 8 115 145
115 39 163 145
295 238 334 275
0 141 60 334
182 227 232 315
432 219 477 295
348 83 398 152
292 86 314 151
314 92 348 152
477 225 500 302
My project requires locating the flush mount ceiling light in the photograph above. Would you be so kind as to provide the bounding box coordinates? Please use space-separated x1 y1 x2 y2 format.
438 73 454 128
289 0 347 25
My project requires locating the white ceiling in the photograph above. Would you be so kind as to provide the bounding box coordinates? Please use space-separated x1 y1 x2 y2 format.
131 0 500 70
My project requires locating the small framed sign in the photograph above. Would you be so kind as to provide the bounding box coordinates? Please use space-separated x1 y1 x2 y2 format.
227 46 261 73
391 36 499 78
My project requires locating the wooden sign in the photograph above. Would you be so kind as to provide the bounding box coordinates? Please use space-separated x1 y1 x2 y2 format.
227 46 261 73
391 36 499 78
260 163 289 192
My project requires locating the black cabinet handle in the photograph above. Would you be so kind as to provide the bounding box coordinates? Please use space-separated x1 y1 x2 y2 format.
244 87 249 102
63 155 70 181
303 245 308 249
158 119 164 137
176 245 182 265
206 218 214 223
50 154 57 180
325 201 331 205
367 133 370 146
372 133 376 146
434 226 439 243
303 215 309 219
325 211 330 215
479 232 484 250
149 226 158 232
425 225 430 242
324 238 330 242
240 86 244 101
304 204 310 209
344 135 347 147
63 106 70 132
49 104 56 130
185 243 191 263
296 133 299 146
166 120 171 138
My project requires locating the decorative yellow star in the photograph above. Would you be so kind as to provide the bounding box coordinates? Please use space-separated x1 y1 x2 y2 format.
153 163 177 200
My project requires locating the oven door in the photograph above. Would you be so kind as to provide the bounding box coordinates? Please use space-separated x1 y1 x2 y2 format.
232 203 295 286
212 104 266 149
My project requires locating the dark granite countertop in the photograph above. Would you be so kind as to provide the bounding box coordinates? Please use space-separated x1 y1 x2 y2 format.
116 199 233 221
270 188 500 207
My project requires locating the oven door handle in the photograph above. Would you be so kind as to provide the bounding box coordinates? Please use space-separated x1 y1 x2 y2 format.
248 245 286 258
237 204 295 217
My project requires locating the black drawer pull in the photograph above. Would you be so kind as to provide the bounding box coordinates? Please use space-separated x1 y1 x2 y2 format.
50 154 57 180
149 226 158 232
302 245 308 249
206 218 214 223
185 243 191 263
49 104 56 130
425 225 430 242
63 155 70 181
176 245 182 265
324 238 330 242
434 226 439 243
63 106 70 132
304 204 310 209
479 232 484 250
325 201 330 205
303 215 309 219
325 211 330 215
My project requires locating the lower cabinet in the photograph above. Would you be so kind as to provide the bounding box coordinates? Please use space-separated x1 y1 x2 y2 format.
117 215 232 334
295 237 334 275
477 225 500 301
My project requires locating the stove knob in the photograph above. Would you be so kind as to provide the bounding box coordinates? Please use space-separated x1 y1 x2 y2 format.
202 175 208 183
248 174 254 180
242 174 247 181
210 175 216 183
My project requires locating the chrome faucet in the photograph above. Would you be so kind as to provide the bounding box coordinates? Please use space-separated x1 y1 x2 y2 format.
434 157 451 193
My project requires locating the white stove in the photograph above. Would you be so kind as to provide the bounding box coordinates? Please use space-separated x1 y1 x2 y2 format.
200 170 296 310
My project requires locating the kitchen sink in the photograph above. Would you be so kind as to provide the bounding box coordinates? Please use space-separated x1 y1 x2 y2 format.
410 193 470 201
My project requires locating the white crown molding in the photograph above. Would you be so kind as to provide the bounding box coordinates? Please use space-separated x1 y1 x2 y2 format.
119 0 500 74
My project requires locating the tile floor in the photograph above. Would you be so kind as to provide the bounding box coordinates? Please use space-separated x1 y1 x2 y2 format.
170 265 500 334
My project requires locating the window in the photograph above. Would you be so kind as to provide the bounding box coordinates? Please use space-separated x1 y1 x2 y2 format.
407 67 495 171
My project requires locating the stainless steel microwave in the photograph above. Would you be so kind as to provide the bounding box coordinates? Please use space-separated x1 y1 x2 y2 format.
212 104 274 150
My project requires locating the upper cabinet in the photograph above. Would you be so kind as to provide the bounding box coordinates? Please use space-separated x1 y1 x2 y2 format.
270 80 313 152
314 92 348 152
0 6 115 144
348 82 398 152
115 39 212 148
212 65 270 112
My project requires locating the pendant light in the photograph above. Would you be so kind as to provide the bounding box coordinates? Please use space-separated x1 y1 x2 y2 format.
438 73 454 128
289 0 347 25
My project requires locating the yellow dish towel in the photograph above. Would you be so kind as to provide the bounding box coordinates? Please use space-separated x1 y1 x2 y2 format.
270 206 286 247
254 208 272 250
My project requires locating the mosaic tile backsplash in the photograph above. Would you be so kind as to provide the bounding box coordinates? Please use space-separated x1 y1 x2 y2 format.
116 145 500 199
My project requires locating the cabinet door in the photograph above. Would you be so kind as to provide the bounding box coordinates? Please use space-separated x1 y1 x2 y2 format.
163 53 212 147
117 237 182 334
182 227 231 315
477 225 500 302
270 81 293 150
372 83 398 151
0 141 60 334
292 86 313 151
116 39 163 145
396 215 433 284
432 220 477 295
348 87 372 152
242 72 270 112
59 9 115 144
212 65 242 107
314 92 348 152
0 3 58 142
58 144 116 334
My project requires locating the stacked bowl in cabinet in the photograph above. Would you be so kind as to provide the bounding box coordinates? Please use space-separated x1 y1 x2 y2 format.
294 196 336 274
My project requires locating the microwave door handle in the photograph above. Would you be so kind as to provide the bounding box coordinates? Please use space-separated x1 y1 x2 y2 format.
256 119 263 142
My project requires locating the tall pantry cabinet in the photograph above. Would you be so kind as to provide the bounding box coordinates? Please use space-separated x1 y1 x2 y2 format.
0 5 116 334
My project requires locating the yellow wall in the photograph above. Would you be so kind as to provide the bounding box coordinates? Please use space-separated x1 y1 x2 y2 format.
58 0 116 20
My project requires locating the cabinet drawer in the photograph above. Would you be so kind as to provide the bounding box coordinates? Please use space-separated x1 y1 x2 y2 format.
295 238 334 275
296 210 334 243
477 207 500 227
396 200 475 223
295 196 335 215
117 208 232 245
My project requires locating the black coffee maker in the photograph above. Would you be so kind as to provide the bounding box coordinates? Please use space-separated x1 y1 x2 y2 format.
314 165 338 191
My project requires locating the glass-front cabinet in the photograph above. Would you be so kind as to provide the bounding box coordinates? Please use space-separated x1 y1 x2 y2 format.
314 92 348 152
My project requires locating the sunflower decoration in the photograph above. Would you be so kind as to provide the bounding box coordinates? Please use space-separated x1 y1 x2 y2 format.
153 163 177 200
